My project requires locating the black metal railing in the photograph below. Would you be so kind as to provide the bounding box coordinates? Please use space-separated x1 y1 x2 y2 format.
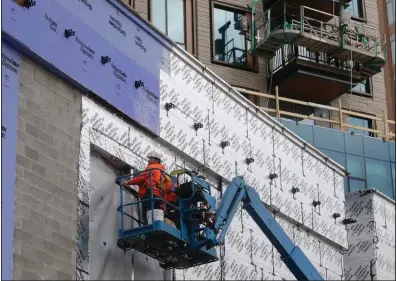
268 44 356 75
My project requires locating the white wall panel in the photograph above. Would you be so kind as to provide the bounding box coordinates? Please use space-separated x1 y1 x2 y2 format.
77 36 348 279
343 190 396 281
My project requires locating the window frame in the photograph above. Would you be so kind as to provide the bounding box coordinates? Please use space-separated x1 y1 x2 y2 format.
386 0 396 26
390 34 396 65
210 1 258 72
149 0 197 56
350 78 372 97
346 114 374 137
345 0 366 22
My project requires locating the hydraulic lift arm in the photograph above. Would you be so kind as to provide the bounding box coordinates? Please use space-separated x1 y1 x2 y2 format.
116 170 323 280
208 176 324 281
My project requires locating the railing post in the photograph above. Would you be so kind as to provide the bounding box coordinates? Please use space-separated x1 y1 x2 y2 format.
120 186 124 235
383 110 389 139
281 46 285 66
338 99 344 131
251 0 256 51
275 86 280 119
300 6 304 34
284 2 287 32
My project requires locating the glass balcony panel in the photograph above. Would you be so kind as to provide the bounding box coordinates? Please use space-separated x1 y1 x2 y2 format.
320 149 346 168
349 178 366 192
365 158 393 199
389 142 395 162
363 137 390 161
346 154 365 178
344 133 364 156
313 126 345 152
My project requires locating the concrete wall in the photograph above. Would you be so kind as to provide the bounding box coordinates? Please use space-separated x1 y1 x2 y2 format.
12 56 82 280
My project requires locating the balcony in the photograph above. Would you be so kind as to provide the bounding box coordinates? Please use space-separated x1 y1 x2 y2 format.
247 5 385 103
267 44 364 103
251 5 385 73
259 0 352 22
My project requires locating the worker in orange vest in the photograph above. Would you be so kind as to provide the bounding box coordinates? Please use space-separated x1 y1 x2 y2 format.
161 171 181 228
121 151 166 224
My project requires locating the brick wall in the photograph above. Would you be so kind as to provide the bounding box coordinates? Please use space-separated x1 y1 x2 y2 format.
330 0 388 131
12 56 82 280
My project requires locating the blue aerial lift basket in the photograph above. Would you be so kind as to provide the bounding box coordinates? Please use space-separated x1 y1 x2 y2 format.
115 169 324 280
115 169 218 269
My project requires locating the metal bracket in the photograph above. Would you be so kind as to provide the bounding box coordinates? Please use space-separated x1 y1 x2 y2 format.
292 187 300 194
342 218 357 225
135 80 144 89
194 122 203 131
165 102 175 112
24 0 36 8
333 213 341 219
101 56 111 64
64 29 75 38
245 157 255 165
220 141 230 154
312 200 321 207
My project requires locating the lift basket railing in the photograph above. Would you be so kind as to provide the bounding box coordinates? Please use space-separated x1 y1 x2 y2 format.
116 169 180 235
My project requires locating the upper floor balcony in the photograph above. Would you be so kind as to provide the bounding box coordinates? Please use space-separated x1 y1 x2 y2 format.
258 0 353 22
246 4 386 103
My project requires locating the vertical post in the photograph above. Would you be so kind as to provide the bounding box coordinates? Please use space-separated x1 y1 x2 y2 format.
383 110 389 139
250 0 258 51
120 186 124 234
275 86 280 119
339 0 345 49
284 2 287 32
268 6 271 38
300 6 304 34
338 99 344 131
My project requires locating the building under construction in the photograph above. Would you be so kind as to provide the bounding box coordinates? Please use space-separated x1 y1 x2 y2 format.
1 0 395 280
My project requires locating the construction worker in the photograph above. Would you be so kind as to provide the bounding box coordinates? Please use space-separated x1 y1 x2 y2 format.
161 173 180 228
121 151 165 224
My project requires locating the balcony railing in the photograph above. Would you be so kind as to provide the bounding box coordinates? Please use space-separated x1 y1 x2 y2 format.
268 43 354 75
251 4 385 62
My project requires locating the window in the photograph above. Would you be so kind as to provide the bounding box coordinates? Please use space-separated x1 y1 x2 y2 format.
349 178 366 192
386 0 395 26
366 158 394 199
150 0 196 54
347 116 373 137
347 154 366 178
212 3 256 71
345 0 364 19
390 34 395 65
351 79 371 95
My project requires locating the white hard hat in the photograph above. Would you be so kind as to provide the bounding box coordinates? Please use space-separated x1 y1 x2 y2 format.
147 151 162 162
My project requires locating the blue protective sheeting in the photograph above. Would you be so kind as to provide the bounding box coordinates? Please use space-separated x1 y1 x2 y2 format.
2 0 161 135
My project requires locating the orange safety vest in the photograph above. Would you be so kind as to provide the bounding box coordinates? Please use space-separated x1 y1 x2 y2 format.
159 174 178 203
128 163 165 198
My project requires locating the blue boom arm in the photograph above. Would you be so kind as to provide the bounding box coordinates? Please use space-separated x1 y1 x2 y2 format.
208 177 323 281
